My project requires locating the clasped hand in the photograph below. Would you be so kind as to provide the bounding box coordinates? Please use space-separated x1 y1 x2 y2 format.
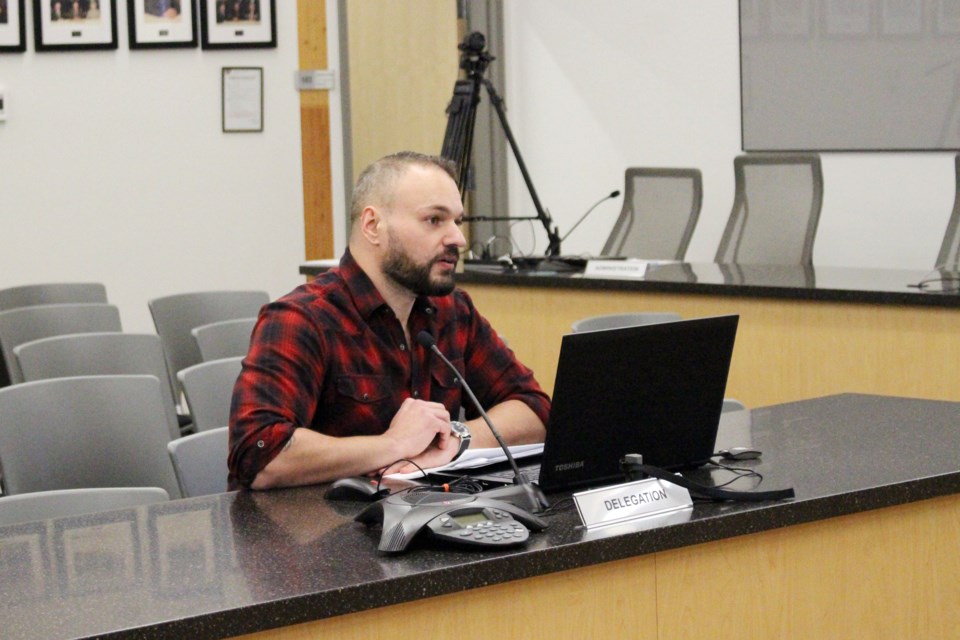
380 397 459 474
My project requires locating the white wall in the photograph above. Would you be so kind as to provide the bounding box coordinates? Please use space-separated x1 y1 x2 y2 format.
502 0 956 270
0 5 305 333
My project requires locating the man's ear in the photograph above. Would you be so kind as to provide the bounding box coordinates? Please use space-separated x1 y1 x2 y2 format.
358 206 383 245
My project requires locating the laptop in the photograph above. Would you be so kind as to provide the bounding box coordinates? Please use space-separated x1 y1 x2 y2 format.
438 315 739 493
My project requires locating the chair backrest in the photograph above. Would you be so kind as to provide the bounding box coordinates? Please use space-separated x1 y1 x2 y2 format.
602 168 702 260
148 290 268 386
177 356 244 432
0 282 107 313
13 332 179 413
0 487 169 527
722 398 746 413
167 427 229 498
0 375 182 497
0 303 122 386
191 317 257 362
571 312 682 333
936 153 960 271
715 154 823 266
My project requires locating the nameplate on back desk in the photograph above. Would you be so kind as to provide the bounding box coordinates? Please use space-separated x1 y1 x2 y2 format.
584 259 676 279
573 477 692 530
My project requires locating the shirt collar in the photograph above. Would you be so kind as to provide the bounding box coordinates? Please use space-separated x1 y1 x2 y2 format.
339 248 440 321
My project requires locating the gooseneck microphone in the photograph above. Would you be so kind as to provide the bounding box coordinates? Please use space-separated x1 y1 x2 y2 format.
415 331 549 513
559 190 621 243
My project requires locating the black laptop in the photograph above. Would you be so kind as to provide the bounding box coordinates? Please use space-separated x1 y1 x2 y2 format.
444 315 739 493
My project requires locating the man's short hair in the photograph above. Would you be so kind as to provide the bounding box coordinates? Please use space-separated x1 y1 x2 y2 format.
349 151 458 224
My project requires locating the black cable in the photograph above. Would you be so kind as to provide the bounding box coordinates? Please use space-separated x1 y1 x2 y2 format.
537 495 575 516
704 460 763 489
620 456 795 502
907 275 960 291
376 458 428 494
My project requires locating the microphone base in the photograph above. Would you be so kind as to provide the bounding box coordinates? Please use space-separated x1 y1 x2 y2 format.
481 482 550 514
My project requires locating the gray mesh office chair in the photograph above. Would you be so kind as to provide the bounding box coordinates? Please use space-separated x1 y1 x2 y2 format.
0 303 122 386
0 487 169 527
177 356 243 432
148 290 268 390
13 332 180 437
191 317 257 361
0 375 182 498
0 282 107 312
571 312 682 333
167 427 229 498
715 154 823 266
935 154 960 271
602 168 702 260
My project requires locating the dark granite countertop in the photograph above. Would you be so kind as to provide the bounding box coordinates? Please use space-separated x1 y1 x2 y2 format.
2 394 959 639
298 261 960 308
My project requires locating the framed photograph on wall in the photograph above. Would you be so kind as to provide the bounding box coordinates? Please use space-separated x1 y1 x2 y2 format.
33 0 118 51
0 0 27 52
200 0 275 49
127 0 197 49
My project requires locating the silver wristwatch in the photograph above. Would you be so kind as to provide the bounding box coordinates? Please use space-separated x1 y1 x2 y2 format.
450 420 472 461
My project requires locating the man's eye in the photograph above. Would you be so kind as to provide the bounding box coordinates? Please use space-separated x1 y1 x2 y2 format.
428 216 441 225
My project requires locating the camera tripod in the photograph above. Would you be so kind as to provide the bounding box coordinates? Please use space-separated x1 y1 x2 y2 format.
440 32 562 257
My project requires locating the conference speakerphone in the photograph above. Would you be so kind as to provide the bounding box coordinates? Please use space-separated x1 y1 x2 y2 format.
356 492 548 553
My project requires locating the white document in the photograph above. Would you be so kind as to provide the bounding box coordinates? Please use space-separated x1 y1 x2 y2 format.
385 443 544 480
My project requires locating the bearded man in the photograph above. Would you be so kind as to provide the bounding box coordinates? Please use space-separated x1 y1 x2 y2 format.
228 151 549 490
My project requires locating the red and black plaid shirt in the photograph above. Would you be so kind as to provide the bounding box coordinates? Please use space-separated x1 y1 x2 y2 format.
227 250 551 488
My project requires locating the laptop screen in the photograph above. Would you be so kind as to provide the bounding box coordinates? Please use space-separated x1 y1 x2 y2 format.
536 315 739 492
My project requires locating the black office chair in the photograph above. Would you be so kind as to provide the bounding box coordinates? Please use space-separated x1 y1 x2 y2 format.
602 168 702 260
715 154 823 266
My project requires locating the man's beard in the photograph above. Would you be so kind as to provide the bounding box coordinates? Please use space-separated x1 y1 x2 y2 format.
382 241 458 297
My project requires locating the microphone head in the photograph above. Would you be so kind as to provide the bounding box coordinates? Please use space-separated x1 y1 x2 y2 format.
415 331 436 348
610 190 621 198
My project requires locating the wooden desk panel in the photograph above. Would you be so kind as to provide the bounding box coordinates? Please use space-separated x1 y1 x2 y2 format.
656 494 960 639
235 556 659 640
236 493 960 640
462 283 960 408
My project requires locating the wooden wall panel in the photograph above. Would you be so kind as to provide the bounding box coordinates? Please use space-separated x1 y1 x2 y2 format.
298 0 334 259
344 0 459 177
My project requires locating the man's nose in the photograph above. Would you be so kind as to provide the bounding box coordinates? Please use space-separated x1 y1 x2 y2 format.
446 221 467 248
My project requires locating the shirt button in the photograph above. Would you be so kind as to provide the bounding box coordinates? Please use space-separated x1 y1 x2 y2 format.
257 440 265 448
412 390 420 398
425 307 434 315
362 393 369 401
399 343 406 351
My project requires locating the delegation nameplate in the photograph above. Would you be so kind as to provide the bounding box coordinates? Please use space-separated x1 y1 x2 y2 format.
573 477 693 530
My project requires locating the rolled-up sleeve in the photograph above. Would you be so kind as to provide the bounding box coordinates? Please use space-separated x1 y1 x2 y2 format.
228 302 325 488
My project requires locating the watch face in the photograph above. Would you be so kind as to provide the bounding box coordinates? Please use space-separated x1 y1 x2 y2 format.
451 421 470 439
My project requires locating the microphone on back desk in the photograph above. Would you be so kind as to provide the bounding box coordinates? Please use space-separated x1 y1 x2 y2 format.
415 331 550 514
559 189 621 244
